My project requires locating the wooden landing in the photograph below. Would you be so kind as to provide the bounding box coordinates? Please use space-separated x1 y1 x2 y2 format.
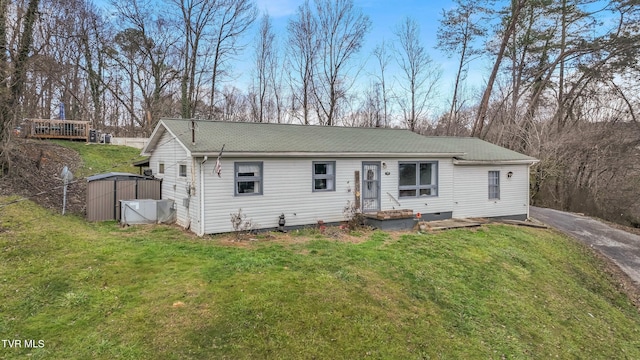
492 219 549 229
416 218 548 231
25 119 90 141
416 218 482 231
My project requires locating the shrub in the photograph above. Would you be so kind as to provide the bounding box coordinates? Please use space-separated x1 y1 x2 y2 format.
230 208 257 240
342 200 366 231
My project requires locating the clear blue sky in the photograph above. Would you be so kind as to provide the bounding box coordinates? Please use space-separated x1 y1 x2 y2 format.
255 0 451 47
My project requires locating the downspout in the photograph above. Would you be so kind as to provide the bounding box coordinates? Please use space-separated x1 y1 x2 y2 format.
527 163 532 219
199 156 208 236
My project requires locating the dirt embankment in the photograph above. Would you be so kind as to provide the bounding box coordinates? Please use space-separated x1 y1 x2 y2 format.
0 139 86 215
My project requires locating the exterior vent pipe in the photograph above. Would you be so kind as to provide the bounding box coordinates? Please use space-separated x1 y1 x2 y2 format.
191 120 195 144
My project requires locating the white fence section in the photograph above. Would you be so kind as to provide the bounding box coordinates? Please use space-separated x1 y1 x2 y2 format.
110 137 148 149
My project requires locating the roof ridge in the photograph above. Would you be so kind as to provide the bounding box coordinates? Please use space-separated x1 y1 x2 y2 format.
160 118 412 132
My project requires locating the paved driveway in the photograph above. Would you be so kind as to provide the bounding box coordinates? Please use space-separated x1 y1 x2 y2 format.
530 206 640 286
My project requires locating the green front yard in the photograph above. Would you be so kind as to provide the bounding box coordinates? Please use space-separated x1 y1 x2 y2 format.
1 198 639 359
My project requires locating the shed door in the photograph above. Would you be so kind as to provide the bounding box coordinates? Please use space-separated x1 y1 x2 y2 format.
115 180 137 220
362 162 381 212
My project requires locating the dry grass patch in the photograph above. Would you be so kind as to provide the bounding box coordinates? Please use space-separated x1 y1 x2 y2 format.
209 226 375 247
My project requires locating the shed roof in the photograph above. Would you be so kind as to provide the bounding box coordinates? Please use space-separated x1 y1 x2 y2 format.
132 158 150 167
87 172 154 182
142 119 537 162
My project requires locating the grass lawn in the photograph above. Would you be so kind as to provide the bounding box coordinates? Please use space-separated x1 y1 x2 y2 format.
1 200 639 359
51 140 146 178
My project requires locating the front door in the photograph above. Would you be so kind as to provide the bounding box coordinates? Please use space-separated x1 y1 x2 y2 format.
362 162 381 212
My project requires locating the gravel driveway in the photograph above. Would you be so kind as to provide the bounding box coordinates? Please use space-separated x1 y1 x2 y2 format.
530 206 640 287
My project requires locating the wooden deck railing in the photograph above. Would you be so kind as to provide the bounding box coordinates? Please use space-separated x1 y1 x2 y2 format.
26 119 91 141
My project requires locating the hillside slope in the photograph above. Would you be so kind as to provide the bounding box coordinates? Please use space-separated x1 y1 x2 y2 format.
0 139 85 214
0 139 144 215
1 202 640 359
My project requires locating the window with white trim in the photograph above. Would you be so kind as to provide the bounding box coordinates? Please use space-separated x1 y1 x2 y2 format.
158 163 165 174
488 171 500 199
179 164 187 177
313 161 335 191
398 161 438 197
235 162 263 196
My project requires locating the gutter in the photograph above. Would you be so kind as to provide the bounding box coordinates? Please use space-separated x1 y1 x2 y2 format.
453 159 539 165
527 163 532 219
190 151 467 158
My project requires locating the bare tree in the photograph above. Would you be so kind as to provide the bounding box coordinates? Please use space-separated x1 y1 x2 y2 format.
207 0 257 118
287 1 318 125
169 0 218 119
340 82 384 128
313 0 370 126
19 0 112 128
250 13 275 123
268 36 285 124
220 85 250 121
111 0 180 135
394 17 441 132
78 2 111 127
372 39 391 127
113 29 139 133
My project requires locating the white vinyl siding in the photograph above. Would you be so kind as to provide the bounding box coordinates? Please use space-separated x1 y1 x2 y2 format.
201 157 455 234
453 165 529 219
155 152 531 235
149 130 196 229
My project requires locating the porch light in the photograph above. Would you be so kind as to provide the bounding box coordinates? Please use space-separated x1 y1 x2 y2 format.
507 171 513 178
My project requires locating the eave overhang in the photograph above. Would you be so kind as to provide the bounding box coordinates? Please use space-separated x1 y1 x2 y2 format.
453 159 539 165
190 151 467 158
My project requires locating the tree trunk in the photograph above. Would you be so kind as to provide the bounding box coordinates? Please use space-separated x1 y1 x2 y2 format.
472 0 524 138
0 0 40 174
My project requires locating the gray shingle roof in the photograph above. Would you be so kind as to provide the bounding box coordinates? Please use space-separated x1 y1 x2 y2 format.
145 119 536 162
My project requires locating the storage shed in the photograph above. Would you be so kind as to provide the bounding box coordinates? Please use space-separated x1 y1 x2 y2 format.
86 172 162 221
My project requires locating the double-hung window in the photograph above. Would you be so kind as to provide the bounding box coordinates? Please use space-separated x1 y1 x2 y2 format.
158 163 165 174
313 161 335 191
179 164 187 177
398 161 438 197
488 171 500 200
235 162 263 196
